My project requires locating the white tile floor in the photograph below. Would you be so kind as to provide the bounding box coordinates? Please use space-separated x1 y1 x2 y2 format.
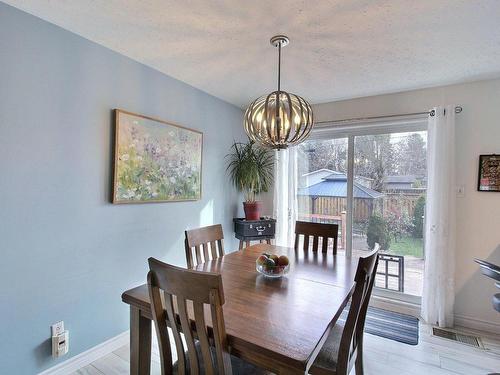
71 323 500 375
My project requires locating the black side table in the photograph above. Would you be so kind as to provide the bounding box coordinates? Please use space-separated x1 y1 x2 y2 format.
233 217 276 250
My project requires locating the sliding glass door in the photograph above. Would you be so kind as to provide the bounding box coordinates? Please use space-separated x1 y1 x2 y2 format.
297 126 427 302
297 138 349 252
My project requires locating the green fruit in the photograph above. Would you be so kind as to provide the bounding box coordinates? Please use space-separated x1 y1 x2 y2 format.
277 255 289 267
264 258 276 272
256 255 268 266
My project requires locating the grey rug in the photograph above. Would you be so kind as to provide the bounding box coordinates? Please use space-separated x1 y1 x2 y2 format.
339 306 419 345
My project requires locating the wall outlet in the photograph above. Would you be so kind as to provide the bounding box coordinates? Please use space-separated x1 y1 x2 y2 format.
51 321 64 336
52 330 69 358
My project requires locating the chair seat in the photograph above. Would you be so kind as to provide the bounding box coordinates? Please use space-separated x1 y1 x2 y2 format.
173 341 271 374
310 322 345 375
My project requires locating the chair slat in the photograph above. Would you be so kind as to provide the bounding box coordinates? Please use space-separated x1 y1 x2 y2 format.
147 274 173 374
178 298 200 375
193 302 215 375
303 235 310 251
217 239 224 256
322 236 329 253
312 236 319 252
202 243 210 262
163 293 186 374
195 245 203 266
210 241 217 259
185 238 194 269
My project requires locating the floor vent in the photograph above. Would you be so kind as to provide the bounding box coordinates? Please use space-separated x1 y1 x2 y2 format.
432 327 483 348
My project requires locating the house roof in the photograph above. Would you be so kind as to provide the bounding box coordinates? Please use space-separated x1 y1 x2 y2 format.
383 175 417 184
297 174 384 199
302 169 336 177
300 169 339 188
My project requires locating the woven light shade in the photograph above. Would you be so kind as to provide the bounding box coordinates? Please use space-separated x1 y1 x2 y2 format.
244 35 314 150
244 91 313 149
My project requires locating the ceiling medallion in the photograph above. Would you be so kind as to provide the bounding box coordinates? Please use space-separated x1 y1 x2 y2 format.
244 35 314 150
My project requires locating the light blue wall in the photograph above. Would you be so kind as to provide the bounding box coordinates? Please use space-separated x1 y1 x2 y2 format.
0 3 245 374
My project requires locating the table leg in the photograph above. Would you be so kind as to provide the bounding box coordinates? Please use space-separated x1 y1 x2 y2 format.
239 240 244 250
130 306 151 375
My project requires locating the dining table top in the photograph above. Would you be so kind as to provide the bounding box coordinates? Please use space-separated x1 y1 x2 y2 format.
122 243 359 373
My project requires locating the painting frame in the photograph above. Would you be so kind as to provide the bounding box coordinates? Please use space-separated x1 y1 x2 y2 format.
112 109 203 204
477 154 500 192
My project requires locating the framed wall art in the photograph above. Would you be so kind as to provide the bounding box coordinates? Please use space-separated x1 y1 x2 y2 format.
477 154 500 192
113 109 203 203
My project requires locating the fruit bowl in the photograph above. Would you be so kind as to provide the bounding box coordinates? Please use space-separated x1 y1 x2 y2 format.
256 253 290 278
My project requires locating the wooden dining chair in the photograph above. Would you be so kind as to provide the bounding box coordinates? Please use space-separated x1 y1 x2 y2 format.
311 244 380 375
185 224 225 269
147 258 268 375
294 221 339 254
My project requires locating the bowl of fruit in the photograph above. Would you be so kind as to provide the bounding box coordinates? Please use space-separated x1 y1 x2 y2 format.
256 253 290 278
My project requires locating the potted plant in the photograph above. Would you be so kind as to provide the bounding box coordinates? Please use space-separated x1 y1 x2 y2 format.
226 140 274 220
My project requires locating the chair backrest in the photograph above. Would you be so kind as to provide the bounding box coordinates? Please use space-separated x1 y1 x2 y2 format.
147 257 232 375
185 224 225 269
294 221 339 254
336 244 380 374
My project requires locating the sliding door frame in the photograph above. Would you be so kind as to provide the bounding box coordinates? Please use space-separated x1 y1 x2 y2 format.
309 115 428 304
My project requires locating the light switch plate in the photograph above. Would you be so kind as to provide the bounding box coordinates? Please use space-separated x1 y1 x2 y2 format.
456 185 465 197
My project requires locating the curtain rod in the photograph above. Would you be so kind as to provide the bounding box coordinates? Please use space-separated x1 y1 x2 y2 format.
315 106 462 125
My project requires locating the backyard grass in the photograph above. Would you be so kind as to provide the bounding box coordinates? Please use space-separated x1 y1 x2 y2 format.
388 236 423 258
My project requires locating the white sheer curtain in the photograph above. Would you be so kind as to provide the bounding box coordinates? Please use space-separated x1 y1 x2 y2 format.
273 148 298 247
421 105 456 327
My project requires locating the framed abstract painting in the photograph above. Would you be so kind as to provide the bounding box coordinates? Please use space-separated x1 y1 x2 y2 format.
113 109 203 203
477 154 500 192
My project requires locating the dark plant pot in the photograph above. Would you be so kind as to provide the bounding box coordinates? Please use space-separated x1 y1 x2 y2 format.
243 201 262 221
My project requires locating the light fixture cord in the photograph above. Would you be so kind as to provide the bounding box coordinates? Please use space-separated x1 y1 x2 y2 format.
277 41 281 93
275 41 281 121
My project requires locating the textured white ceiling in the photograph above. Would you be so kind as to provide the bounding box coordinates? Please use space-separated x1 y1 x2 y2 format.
4 0 500 108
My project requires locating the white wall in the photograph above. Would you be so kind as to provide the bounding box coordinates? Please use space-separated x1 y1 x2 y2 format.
313 78 500 331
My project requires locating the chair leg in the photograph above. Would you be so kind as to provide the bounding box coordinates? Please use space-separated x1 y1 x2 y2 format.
355 343 364 375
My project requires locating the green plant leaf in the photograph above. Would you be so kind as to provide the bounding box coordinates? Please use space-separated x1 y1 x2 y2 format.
226 140 274 202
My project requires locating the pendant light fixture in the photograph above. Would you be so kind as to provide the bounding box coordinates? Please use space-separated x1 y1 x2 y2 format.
244 35 314 150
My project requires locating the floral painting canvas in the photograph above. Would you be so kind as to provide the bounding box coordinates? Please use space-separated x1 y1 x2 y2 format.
113 110 202 203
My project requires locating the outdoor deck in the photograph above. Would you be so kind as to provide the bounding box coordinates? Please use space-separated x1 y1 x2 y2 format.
341 238 424 297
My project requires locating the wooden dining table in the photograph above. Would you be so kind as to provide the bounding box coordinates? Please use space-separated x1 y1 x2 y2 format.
121 243 359 374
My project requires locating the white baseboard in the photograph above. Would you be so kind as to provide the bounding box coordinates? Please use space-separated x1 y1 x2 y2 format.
454 314 500 335
38 331 129 375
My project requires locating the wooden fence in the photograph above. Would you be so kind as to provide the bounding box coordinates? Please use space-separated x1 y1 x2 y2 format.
298 196 377 222
298 190 425 223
